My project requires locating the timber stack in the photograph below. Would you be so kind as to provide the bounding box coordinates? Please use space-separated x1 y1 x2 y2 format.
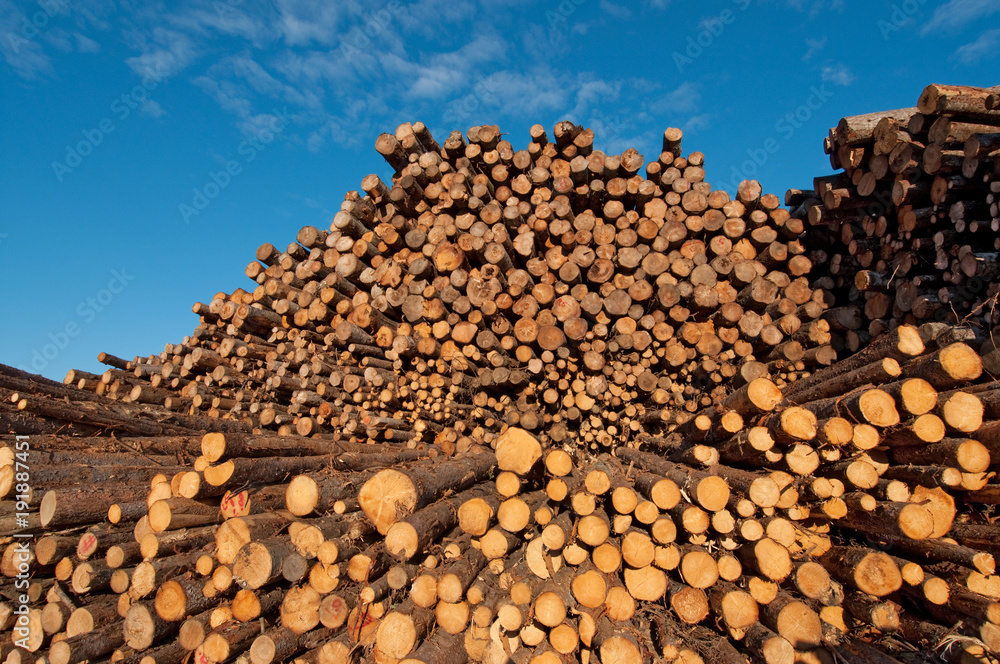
789 83 1000 353
2 84 999 664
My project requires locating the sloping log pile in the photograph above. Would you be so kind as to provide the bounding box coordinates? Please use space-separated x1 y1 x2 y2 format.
19 119 834 450
789 83 1000 352
1 107 999 664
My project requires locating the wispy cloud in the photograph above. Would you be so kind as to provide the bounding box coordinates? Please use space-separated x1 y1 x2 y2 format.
802 36 826 61
141 99 166 118
821 63 854 86
600 0 633 20
921 0 1000 34
75 33 100 52
0 0 101 79
954 28 1000 64
682 113 712 133
124 28 198 78
654 81 702 114
781 0 844 16
275 0 343 46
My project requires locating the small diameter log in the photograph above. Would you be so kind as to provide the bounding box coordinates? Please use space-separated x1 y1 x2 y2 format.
48 620 125 664
201 432 339 462
835 500 935 541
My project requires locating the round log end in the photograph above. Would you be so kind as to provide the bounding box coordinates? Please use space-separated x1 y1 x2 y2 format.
358 469 418 535
854 551 903 597
495 427 543 475
859 389 900 427
775 600 822 649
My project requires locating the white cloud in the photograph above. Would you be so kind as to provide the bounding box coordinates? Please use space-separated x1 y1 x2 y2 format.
646 0 669 7
682 113 712 133
568 78 621 119
654 81 702 114
802 36 826 61
0 2 54 78
275 0 343 46
922 0 1000 34
44 28 75 52
385 35 507 101
1 36 53 79
780 0 844 16
172 4 273 43
955 28 1000 64
140 99 166 118
194 75 255 118
75 33 100 52
124 29 198 79
230 55 285 96
600 0 633 20
397 0 477 34
821 63 854 86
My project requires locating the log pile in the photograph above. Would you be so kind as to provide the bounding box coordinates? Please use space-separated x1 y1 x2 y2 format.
2 105 999 664
791 83 1000 351
19 119 834 450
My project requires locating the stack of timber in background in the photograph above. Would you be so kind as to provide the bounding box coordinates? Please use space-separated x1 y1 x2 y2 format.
790 83 1000 353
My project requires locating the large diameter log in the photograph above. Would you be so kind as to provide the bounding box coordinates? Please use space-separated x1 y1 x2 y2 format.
820 546 902 597
124 601 179 650
385 487 488 560
836 500 936 541
373 600 435 661
918 84 1000 117
723 378 782 416
155 577 227 622
904 343 982 388
494 427 543 475
232 537 298 589
358 452 496 534
760 590 823 650
801 387 900 428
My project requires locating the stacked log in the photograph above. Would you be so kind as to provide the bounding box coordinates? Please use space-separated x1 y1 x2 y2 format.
23 119 834 452
791 83 1000 352
2 113 999 664
6 330 1000 664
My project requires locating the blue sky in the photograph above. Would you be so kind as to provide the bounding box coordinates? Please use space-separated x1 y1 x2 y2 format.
1 0 997 380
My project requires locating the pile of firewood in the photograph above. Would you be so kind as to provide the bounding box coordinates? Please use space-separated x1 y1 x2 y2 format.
790 83 1000 352
2 87 999 664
